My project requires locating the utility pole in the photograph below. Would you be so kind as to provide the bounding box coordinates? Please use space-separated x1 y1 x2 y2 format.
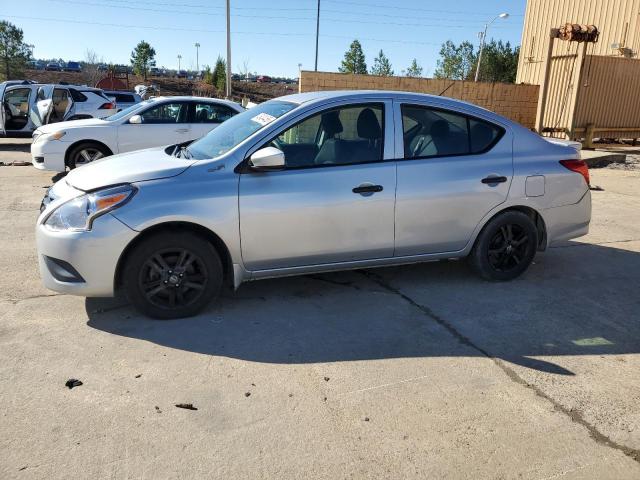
314 0 320 71
226 0 232 98
177 54 182 71
195 42 200 73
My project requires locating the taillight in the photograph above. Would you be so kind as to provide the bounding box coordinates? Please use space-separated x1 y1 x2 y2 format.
99 102 115 110
559 159 590 185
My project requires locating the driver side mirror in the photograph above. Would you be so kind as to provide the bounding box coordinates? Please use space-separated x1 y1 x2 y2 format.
248 147 285 171
129 114 143 124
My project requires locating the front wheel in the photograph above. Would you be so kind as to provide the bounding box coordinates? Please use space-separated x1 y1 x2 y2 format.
468 211 538 281
67 142 110 169
123 232 223 319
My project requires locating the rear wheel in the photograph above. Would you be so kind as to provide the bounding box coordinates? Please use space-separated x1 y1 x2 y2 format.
468 211 538 281
123 232 223 319
67 142 110 169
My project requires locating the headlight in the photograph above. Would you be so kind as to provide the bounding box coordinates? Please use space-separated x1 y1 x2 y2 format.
43 184 136 232
49 131 66 140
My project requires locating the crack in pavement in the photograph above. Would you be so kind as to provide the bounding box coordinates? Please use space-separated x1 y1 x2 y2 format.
359 269 640 464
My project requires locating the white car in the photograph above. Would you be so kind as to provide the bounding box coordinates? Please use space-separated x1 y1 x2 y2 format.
31 96 244 171
1 82 117 138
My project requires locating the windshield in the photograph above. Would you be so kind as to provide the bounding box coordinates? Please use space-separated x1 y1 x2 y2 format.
105 99 154 122
188 100 297 159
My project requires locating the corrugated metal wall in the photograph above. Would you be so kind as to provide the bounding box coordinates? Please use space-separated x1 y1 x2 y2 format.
517 0 640 86
573 55 640 138
542 52 581 136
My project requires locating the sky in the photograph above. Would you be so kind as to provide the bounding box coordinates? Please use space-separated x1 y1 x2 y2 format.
1 0 526 78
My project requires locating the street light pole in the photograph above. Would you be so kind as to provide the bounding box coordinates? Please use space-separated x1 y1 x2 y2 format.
177 54 182 71
195 42 200 73
474 12 509 82
226 0 232 98
314 0 320 71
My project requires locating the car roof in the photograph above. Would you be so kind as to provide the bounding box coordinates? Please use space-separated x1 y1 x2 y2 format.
147 96 243 108
278 89 516 126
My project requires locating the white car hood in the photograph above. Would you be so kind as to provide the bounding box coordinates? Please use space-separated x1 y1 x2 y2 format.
65 146 196 191
37 118 109 133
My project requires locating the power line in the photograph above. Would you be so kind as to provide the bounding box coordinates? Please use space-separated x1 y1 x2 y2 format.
323 0 524 17
0 15 309 36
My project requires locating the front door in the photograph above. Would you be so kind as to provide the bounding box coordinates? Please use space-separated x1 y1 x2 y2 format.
394 102 513 256
239 102 396 271
2 86 32 133
35 85 53 125
117 100 191 153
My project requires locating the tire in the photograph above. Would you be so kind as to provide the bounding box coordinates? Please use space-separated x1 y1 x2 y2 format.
67 142 110 169
123 232 223 319
468 211 538 281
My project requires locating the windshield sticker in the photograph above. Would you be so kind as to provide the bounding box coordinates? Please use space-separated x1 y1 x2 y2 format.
251 112 276 126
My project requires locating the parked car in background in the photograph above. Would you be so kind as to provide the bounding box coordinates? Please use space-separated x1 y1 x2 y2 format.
31 96 244 171
176 70 188 78
257 75 272 83
45 63 62 72
97 64 109 72
102 90 142 111
28 60 45 70
35 90 591 319
63 62 82 73
1 82 116 137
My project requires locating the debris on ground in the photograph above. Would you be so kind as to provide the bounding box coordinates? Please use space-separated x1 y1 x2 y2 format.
324 377 330 382
175 403 198 410
590 185 605 191
364 417 370 422
135 374 142 378
245 392 251 397
155 406 162 413
65 379 83 389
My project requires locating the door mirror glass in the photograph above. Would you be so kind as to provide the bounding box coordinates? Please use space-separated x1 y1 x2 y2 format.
249 147 285 171
129 114 143 124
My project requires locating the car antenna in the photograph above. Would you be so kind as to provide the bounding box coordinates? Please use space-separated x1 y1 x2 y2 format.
438 81 456 96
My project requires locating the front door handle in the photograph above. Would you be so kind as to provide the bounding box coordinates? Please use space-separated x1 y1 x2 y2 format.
481 176 508 184
353 184 383 194
175 128 189 133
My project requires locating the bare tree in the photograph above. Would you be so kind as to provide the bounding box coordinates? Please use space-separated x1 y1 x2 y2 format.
83 49 104 87
237 58 250 82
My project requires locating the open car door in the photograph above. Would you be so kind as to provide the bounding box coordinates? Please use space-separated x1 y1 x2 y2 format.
35 85 54 125
0 82 6 136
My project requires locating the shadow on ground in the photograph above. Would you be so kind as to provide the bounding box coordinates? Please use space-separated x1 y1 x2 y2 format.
86 241 640 375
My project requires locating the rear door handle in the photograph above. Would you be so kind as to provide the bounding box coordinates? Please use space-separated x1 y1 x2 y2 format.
352 184 383 194
481 176 508 184
175 128 189 133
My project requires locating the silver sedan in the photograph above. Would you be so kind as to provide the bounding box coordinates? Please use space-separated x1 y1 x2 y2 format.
36 90 591 319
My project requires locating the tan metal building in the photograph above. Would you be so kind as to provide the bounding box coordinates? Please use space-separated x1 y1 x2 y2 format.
516 0 640 141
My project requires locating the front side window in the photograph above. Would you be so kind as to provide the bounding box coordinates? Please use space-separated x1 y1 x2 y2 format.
402 104 503 159
193 102 237 123
141 102 189 124
187 100 297 159
264 103 384 168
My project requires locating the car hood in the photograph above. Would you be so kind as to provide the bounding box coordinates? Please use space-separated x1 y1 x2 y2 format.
37 118 109 133
65 146 195 191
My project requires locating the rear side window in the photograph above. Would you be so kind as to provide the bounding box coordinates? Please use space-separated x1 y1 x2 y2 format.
113 93 135 103
193 102 237 123
69 88 87 102
401 104 504 159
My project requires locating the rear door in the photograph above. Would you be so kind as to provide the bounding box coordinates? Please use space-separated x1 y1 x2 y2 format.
394 101 513 256
116 100 191 152
35 85 53 124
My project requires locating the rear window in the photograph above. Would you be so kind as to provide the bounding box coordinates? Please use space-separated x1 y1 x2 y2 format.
69 88 87 102
113 93 135 103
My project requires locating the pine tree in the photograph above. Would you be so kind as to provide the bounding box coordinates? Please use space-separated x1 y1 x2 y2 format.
0 21 32 81
212 56 226 91
405 58 423 77
338 40 367 74
130 41 156 81
370 50 393 76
